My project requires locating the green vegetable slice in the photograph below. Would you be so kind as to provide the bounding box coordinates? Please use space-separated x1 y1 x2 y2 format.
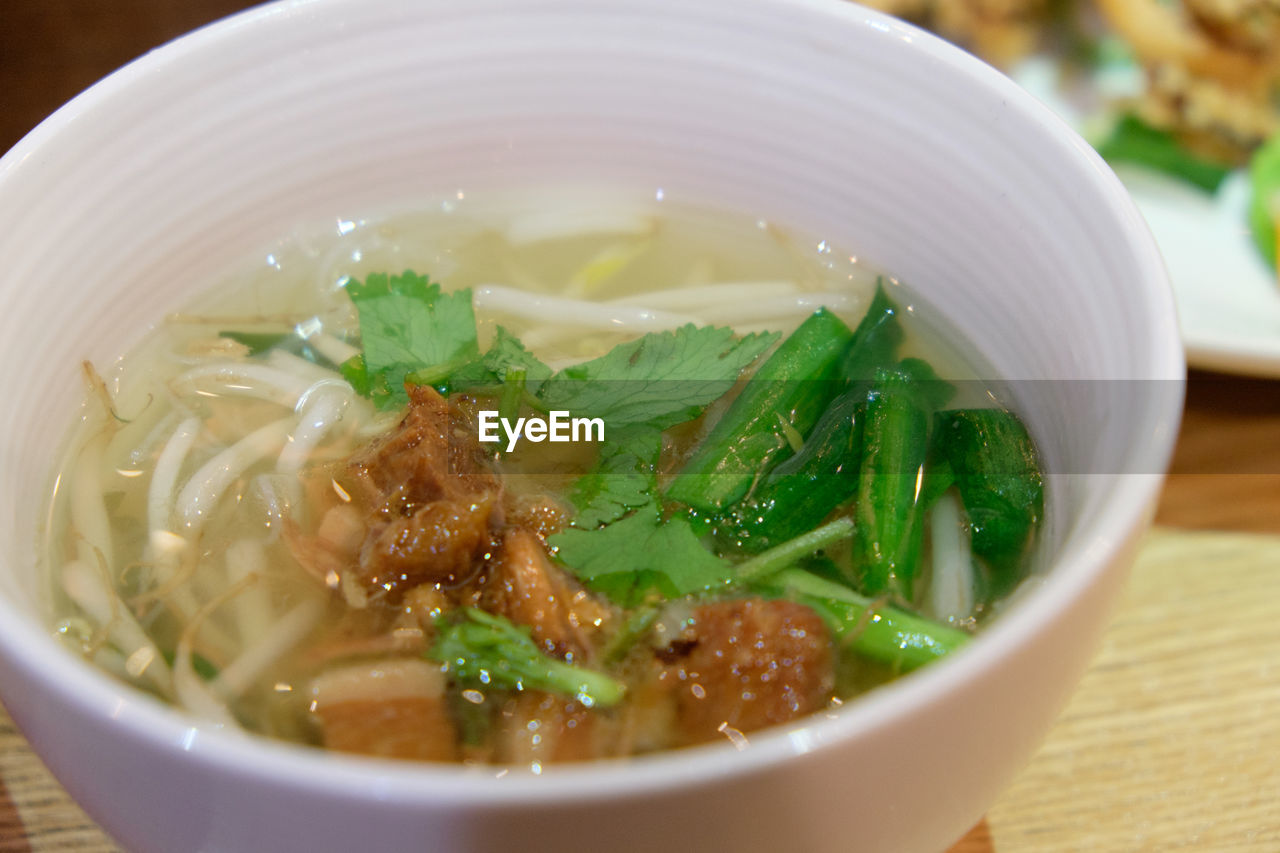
760 569 968 672
1248 131 1280 268
667 308 853 512
933 407 1043 599
853 366 932 601
1095 113 1232 194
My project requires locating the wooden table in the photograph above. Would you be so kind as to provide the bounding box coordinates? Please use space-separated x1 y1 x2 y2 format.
3 3 1280 849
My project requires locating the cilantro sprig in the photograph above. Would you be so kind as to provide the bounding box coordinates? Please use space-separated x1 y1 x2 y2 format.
548 507 734 606
430 608 625 706
340 270 778 420
340 271 480 409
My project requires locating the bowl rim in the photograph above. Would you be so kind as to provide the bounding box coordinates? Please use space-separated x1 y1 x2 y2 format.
0 0 1185 809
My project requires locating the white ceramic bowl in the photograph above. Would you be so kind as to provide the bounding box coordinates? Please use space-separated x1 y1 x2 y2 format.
0 1 1182 851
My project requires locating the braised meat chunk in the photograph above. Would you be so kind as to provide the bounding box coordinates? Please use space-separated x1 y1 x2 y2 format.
482 527 609 659
336 384 502 601
493 690 601 764
309 659 458 762
660 599 835 745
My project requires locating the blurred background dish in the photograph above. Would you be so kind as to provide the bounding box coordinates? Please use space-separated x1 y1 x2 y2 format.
865 0 1280 377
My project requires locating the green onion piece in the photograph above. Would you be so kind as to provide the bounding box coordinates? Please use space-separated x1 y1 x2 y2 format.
733 517 855 583
667 308 853 512
1095 113 1233 194
766 568 969 671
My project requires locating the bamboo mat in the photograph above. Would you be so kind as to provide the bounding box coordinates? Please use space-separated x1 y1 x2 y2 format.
2 527 1277 852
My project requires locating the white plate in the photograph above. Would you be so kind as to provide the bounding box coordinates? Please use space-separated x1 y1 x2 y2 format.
1120 168 1280 377
1017 60 1280 377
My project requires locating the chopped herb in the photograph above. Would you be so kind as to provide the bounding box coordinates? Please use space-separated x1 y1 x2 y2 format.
192 651 220 682
538 324 777 429
342 271 479 409
449 326 554 396
549 507 733 606
568 425 662 528
666 308 853 512
429 608 625 707
219 331 290 356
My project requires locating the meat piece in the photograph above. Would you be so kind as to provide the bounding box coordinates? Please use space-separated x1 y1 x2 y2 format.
346 384 498 513
660 599 834 746
308 384 504 601
284 504 365 588
309 658 457 762
503 493 571 538
493 690 599 764
316 503 365 554
482 528 609 659
360 497 495 592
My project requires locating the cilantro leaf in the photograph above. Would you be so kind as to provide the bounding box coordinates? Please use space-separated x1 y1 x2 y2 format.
569 425 662 528
483 327 553 394
343 271 479 408
549 508 732 606
537 325 777 429
449 326 553 396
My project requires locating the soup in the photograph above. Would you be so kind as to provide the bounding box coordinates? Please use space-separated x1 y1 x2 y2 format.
43 197 1042 765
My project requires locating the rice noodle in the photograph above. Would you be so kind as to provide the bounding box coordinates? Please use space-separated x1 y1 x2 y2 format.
210 597 324 702
562 236 653 297
70 431 114 574
106 401 176 473
608 280 801 310
729 322 794 337
928 492 975 622
175 417 294 534
266 348 346 387
148 417 201 537
542 354 593 372
224 539 275 647
169 363 315 408
298 330 360 366
472 284 701 331
61 559 172 695
278 386 350 476
250 474 289 542
142 415 210 628
504 207 655 246
130 534 239 664
172 575 258 729
699 292 865 326
353 409 403 440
